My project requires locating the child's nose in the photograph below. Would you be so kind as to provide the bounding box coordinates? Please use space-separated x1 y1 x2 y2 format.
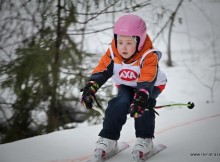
122 45 127 50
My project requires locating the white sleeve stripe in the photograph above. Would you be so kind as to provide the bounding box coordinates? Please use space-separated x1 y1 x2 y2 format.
140 49 158 66
109 46 115 59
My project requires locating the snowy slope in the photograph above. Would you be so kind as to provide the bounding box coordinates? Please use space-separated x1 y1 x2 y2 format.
0 100 219 162
0 53 220 162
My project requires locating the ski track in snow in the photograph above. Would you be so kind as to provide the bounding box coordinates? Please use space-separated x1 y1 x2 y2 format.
49 112 220 162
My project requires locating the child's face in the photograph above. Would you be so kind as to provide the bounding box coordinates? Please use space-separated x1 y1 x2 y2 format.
117 35 136 59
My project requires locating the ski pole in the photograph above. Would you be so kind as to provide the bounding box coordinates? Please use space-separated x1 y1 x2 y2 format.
92 106 105 118
154 101 195 109
92 102 195 118
83 96 105 118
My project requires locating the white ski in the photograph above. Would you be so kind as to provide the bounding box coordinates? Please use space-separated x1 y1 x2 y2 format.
132 144 167 162
86 142 129 162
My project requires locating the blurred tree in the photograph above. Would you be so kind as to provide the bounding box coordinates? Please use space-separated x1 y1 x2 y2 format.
0 0 153 143
167 0 184 66
0 0 85 142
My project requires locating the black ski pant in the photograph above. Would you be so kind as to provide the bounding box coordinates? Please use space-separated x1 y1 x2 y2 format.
99 85 155 140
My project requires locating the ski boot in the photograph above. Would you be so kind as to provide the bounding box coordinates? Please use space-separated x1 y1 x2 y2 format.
132 138 153 162
93 137 117 160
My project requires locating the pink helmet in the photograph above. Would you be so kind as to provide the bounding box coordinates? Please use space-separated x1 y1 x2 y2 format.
114 14 147 51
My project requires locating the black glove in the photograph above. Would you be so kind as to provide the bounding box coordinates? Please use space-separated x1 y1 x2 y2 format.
130 89 148 118
81 81 99 109
146 98 156 111
146 98 159 115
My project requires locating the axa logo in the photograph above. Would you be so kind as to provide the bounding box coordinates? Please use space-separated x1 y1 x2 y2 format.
119 69 138 81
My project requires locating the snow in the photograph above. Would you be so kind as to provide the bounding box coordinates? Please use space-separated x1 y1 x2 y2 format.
0 54 219 162
0 97 219 162
1 0 220 162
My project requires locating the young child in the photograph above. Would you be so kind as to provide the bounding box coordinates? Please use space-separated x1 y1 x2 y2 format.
81 14 167 159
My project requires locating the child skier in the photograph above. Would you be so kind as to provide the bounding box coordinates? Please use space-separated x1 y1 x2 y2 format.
81 14 167 160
